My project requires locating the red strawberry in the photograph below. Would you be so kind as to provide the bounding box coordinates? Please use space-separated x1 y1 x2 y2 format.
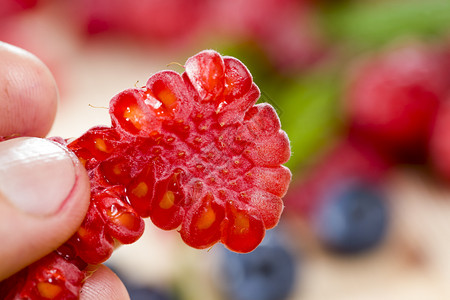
0 50 291 299
345 43 449 163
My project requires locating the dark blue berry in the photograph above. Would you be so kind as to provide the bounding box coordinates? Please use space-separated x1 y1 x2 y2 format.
313 179 389 254
106 264 176 300
218 230 297 300
125 286 174 300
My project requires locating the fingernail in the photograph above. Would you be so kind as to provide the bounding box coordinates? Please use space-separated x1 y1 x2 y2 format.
0 137 77 216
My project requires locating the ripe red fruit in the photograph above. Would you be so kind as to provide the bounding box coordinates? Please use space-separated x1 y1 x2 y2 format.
345 43 449 163
0 252 85 300
0 0 38 18
70 0 325 72
71 0 205 43
103 50 291 252
429 100 450 183
210 0 325 71
0 50 291 299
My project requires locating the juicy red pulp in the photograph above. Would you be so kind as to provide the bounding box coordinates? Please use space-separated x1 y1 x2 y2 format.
0 50 291 299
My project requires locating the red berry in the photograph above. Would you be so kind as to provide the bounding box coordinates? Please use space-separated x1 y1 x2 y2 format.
72 0 205 42
0 0 38 18
0 50 291 299
103 50 291 251
429 100 450 183
345 43 449 162
210 0 325 71
0 252 85 300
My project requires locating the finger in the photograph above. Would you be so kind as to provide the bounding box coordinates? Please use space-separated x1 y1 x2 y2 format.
0 137 90 280
80 265 130 300
0 42 58 137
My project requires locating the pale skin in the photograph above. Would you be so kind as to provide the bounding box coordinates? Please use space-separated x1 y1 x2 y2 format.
0 41 130 299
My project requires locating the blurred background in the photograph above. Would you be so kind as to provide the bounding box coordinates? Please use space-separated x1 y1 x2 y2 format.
3 0 450 299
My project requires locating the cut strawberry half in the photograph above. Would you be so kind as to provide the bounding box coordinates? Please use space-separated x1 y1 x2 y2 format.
0 50 291 299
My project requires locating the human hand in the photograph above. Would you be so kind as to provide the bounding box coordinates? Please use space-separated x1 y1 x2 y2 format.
0 41 129 299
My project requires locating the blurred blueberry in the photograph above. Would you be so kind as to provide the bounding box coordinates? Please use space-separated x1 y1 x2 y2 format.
313 179 389 254
218 230 297 300
106 263 176 300
125 286 174 300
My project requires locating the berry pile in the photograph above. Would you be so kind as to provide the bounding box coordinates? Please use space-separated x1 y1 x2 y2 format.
0 50 291 299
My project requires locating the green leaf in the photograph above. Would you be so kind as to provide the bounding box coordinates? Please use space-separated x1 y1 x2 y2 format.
323 0 450 49
260 76 342 173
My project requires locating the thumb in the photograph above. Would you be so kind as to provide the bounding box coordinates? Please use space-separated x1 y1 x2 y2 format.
0 137 90 280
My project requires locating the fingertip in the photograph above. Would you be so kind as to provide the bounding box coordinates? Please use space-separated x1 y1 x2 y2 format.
81 265 130 300
0 137 90 279
0 42 58 137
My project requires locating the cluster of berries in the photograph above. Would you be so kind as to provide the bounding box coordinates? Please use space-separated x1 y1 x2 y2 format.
0 50 291 299
286 41 450 253
3 0 322 73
